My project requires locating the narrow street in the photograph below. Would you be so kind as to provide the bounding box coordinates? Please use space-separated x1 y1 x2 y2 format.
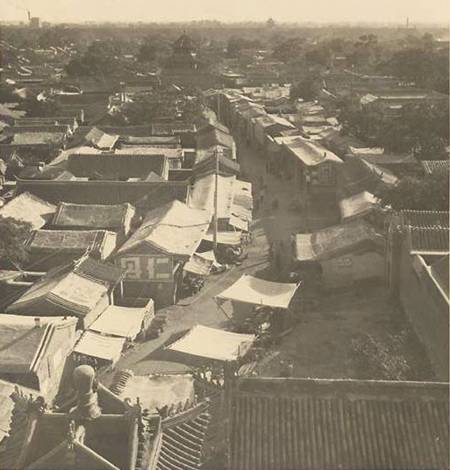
107 133 433 384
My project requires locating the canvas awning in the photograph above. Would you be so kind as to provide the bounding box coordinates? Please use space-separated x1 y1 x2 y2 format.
217 274 299 309
167 325 255 362
183 253 215 276
203 231 241 246
73 331 125 364
89 304 153 340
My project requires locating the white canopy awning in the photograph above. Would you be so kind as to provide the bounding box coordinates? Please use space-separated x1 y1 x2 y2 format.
167 325 255 362
74 331 125 364
217 274 299 309
89 304 153 340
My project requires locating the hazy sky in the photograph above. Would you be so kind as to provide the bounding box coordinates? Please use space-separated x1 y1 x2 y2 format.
1 0 449 24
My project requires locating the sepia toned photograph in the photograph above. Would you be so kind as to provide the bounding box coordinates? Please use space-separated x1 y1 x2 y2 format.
0 1 448 469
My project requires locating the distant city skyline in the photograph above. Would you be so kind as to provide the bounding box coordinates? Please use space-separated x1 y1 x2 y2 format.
1 0 449 25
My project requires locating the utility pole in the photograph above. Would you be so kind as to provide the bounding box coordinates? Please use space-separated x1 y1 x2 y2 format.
213 146 220 251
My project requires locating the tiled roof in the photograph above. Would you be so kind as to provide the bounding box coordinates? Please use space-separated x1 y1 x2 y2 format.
230 377 449 470
157 401 211 470
400 210 449 229
197 128 235 150
52 202 135 230
12 132 65 146
73 255 124 285
294 220 384 262
27 229 116 256
421 160 450 176
117 200 211 258
408 227 449 254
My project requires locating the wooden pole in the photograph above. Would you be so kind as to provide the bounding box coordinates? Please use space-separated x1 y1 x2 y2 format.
213 147 219 251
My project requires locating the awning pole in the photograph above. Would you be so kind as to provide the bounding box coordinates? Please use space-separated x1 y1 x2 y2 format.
213 297 233 321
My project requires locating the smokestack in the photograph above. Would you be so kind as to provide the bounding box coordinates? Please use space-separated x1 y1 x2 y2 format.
34 317 41 328
28 10 31 21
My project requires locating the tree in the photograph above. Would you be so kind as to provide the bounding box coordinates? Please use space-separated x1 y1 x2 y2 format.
380 173 449 211
65 39 124 77
0 217 32 267
272 37 304 63
226 36 262 58
137 37 172 64
290 76 317 101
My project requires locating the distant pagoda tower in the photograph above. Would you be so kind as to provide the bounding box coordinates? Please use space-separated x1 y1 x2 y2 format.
166 32 199 71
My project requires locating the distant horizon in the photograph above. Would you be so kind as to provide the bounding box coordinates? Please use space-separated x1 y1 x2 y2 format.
1 0 449 26
1 19 449 29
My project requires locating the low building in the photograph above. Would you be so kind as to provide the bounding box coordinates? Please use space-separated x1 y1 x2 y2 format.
292 220 385 288
0 192 56 229
114 200 211 308
339 191 383 224
24 229 118 271
7 256 124 329
337 156 398 198
0 315 77 399
51 202 136 242
274 135 343 205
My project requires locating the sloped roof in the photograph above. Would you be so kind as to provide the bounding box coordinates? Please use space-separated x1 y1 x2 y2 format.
122 135 181 146
0 192 56 229
7 257 122 318
193 151 240 175
52 202 135 230
230 377 449 470
281 136 343 167
196 128 235 150
295 220 384 262
408 227 449 254
188 173 235 219
0 315 75 374
339 191 380 221
84 127 119 150
339 157 398 197
117 200 211 258
26 229 116 258
421 160 450 176
400 210 449 229
12 132 65 145
0 379 37 441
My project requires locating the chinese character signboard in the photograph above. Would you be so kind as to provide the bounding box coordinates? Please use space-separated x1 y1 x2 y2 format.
119 255 173 281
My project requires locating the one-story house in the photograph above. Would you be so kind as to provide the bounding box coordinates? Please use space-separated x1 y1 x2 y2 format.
50 202 136 242
24 229 118 271
114 200 211 307
0 315 77 399
292 220 385 288
7 256 124 329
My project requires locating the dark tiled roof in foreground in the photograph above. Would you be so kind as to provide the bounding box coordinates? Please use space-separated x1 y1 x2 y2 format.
230 377 449 470
400 210 449 229
421 160 450 176
408 227 449 253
